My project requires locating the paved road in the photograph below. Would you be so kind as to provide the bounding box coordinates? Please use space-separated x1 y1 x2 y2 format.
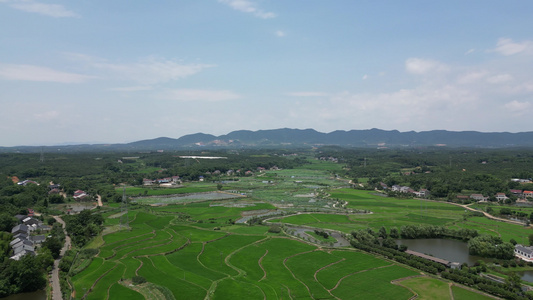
51 216 71 300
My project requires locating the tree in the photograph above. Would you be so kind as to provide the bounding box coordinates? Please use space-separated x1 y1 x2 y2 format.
389 227 399 239
504 272 522 291
0 213 16 232
378 226 387 239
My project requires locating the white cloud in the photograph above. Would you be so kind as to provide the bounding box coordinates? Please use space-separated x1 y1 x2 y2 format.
287 92 328 97
275 30 286 37
487 74 513 84
108 86 153 92
0 0 79 18
33 110 60 122
67 54 214 85
492 38 533 56
456 71 488 84
504 100 531 114
218 0 276 19
161 89 240 101
362 74 368 80
0 64 91 83
405 58 448 75
465 49 475 55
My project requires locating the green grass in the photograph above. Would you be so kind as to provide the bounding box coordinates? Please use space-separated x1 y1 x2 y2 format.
108 283 145 300
397 276 450 300
330 265 418 299
451 285 493 300
316 250 392 290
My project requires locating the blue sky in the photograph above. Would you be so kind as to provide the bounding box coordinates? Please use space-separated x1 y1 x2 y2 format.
1 0 533 146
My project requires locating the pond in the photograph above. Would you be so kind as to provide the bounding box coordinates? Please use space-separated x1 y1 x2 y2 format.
396 238 487 266
0 290 46 300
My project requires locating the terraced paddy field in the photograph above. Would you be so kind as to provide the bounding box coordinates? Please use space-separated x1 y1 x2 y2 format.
71 205 434 300
268 189 467 233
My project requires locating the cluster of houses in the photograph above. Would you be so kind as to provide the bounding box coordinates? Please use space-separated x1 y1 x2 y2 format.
458 190 533 203
143 176 181 186
9 215 50 260
380 183 431 198
143 166 279 186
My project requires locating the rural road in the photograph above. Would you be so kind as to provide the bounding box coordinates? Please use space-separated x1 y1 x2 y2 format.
51 216 71 300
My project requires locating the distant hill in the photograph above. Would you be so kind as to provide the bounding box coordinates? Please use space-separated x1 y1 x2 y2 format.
3 128 533 152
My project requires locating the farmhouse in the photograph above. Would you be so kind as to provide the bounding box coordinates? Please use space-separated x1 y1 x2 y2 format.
495 193 508 202
143 178 154 185
515 245 533 262
73 190 89 200
523 191 533 198
470 194 487 202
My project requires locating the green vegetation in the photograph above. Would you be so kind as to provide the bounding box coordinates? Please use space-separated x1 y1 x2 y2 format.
3 148 533 299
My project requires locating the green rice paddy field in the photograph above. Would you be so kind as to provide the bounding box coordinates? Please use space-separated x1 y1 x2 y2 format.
269 189 533 242
72 196 495 300
72 166 528 299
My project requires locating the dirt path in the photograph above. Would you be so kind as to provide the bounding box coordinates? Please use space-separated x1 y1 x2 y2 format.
258 249 268 282
97 194 103 207
51 215 71 300
423 199 528 226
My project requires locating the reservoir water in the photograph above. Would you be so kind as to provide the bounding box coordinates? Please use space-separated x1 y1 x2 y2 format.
0 290 46 300
396 238 486 266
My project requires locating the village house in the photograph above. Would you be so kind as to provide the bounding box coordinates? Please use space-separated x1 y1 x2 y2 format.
524 191 533 198
413 189 430 198
73 189 88 200
495 193 508 202
515 244 533 262
391 185 412 193
143 178 155 186
470 194 487 202
511 189 523 197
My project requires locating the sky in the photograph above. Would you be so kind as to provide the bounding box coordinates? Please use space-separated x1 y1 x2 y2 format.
1 0 533 146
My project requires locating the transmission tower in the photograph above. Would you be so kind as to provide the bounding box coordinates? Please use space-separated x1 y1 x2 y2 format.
120 187 129 229
40 147 44 163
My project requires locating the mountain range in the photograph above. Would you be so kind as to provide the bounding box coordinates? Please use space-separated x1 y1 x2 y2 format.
4 128 533 152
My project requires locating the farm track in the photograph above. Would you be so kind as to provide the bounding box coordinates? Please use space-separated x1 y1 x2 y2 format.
390 275 425 300
258 249 268 282
81 264 117 299
314 258 345 285
329 264 394 292
282 250 315 298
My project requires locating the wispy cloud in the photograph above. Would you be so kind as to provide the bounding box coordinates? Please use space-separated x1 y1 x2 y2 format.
491 38 533 56
0 64 91 83
161 89 241 101
0 0 79 18
108 86 153 92
218 0 276 19
405 58 449 75
287 92 328 97
275 30 286 37
67 54 214 85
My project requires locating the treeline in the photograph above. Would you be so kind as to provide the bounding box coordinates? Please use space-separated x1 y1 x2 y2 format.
64 210 104 247
317 147 533 199
441 269 530 300
0 255 50 297
398 224 478 241
0 150 309 201
468 235 514 260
